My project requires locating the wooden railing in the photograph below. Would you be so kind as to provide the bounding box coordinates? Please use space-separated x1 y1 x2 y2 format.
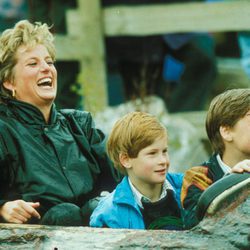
54 0 250 113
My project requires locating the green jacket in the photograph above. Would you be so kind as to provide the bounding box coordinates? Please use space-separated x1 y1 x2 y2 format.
0 98 118 216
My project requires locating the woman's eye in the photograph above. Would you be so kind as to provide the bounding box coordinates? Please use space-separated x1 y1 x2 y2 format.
47 61 54 65
28 62 37 66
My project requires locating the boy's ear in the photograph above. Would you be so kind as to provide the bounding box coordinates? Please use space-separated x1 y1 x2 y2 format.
219 125 233 142
119 152 132 170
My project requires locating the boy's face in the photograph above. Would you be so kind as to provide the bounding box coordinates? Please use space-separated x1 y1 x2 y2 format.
226 110 250 158
127 135 169 190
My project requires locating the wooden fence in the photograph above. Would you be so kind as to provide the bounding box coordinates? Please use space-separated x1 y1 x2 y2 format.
54 0 250 113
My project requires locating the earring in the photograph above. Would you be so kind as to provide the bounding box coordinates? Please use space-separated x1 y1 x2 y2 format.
12 89 16 98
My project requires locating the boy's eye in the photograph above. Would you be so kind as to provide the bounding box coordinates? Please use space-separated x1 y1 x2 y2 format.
163 148 168 154
148 151 156 155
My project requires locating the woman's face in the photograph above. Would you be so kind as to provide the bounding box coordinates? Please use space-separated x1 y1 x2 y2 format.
4 44 57 108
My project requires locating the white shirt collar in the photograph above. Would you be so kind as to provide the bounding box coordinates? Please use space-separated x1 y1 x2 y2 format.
128 177 174 209
216 154 231 174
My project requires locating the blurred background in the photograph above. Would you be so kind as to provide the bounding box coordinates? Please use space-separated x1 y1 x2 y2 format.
1 0 249 171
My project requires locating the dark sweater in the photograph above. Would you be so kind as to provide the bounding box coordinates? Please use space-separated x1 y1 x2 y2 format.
141 189 183 230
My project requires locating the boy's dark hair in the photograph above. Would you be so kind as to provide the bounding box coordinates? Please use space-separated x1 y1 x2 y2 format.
206 88 250 155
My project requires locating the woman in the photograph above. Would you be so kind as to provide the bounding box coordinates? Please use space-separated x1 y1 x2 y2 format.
0 20 119 226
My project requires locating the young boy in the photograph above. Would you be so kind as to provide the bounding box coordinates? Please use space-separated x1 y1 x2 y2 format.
181 88 250 229
90 111 184 230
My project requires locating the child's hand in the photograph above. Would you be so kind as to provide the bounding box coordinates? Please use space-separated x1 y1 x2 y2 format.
231 160 250 173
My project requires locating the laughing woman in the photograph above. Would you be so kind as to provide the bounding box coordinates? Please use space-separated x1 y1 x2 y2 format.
0 20 119 226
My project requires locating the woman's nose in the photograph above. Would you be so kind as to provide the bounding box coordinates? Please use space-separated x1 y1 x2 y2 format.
40 61 50 71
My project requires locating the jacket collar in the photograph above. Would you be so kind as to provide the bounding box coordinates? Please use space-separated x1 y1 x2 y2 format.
203 153 225 181
113 176 140 209
3 98 58 125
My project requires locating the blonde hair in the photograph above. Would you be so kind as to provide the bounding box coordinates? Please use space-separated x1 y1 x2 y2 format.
206 88 250 155
107 111 167 175
0 20 55 97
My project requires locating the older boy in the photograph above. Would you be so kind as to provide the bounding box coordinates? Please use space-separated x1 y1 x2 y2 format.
90 112 184 230
181 88 250 229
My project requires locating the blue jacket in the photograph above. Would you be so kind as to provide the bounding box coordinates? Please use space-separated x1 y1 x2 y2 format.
90 173 184 229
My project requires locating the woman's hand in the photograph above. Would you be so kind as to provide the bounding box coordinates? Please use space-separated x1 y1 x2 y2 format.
231 160 250 173
0 200 41 224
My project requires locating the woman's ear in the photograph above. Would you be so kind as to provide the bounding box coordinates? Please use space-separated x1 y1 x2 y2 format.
119 152 132 170
3 80 14 92
219 125 233 142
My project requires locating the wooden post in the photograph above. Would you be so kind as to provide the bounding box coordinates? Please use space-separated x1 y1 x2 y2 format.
65 0 107 113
